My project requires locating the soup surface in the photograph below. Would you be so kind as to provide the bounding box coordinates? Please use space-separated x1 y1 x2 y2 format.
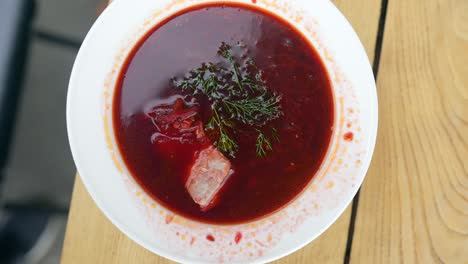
113 3 334 224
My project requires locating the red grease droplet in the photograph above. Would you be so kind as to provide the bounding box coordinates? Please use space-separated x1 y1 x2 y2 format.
252 0 257 3
235 232 242 244
206 234 215 242
190 237 196 245
344 132 354 141
165 214 174 224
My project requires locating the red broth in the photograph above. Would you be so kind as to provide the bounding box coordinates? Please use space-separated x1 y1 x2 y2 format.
113 3 334 224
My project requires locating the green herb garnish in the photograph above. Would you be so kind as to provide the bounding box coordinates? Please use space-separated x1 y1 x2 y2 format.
173 43 283 157
256 131 273 157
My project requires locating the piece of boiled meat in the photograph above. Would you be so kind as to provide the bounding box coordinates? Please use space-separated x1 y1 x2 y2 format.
146 97 232 211
185 146 232 211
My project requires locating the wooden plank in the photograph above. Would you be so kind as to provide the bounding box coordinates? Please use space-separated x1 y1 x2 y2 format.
350 0 468 263
61 0 382 263
331 0 381 62
62 178 172 264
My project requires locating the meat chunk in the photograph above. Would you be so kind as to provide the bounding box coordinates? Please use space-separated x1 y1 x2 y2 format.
147 98 210 146
147 98 199 136
185 146 232 211
146 97 231 210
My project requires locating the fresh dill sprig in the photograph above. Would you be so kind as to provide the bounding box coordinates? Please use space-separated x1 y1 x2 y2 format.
172 42 283 157
207 106 238 157
256 131 273 157
222 93 282 126
271 127 280 143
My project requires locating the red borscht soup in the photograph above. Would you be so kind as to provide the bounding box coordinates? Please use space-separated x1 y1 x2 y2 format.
113 3 334 224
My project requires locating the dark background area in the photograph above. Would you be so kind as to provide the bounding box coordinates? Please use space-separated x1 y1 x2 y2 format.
0 0 102 262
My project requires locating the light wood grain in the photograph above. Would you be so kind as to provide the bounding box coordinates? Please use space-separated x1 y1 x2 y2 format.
62 178 173 264
350 0 468 263
61 0 382 263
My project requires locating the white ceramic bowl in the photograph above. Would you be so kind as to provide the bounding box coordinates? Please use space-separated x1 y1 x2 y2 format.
67 0 377 263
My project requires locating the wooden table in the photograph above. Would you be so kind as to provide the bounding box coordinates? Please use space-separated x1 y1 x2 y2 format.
61 0 468 263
